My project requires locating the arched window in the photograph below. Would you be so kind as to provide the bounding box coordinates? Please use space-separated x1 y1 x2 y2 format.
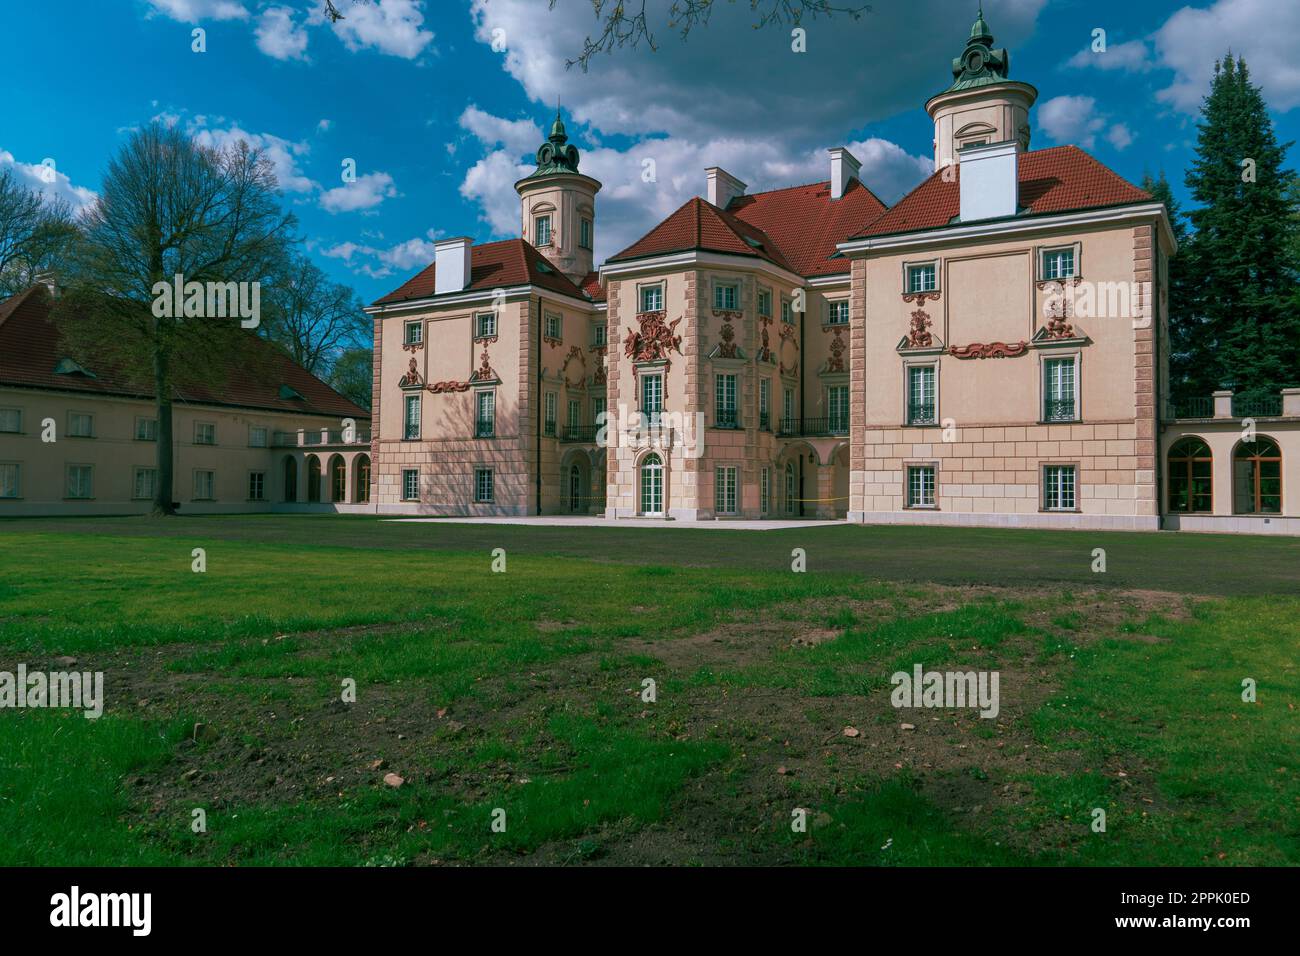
305 455 321 503
1167 437 1212 513
283 457 298 502
329 456 347 502
569 463 582 512
640 454 663 516
354 455 371 503
1234 438 1282 514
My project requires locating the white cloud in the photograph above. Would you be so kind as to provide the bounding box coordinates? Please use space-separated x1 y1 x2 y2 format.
143 0 249 22
322 227 443 278
191 125 317 193
459 106 541 158
0 149 98 213
1107 123 1135 150
255 6 309 61
1154 0 1300 113
317 0 435 60
1038 95 1107 150
316 119 333 133
1066 39 1153 73
319 171 398 213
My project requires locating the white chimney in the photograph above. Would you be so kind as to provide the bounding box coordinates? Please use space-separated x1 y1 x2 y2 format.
434 237 473 295
958 141 1019 222
705 167 747 209
828 147 861 200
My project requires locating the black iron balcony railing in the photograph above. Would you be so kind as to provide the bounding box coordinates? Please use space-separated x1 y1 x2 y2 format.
544 419 556 437
759 412 770 432
475 420 495 438
778 417 849 437
561 424 599 443
1042 398 1077 423
1170 396 1214 419
715 408 739 428
1232 393 1283 418
906 402 937 426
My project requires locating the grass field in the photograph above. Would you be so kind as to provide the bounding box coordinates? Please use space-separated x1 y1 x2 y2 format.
0 515 1297 866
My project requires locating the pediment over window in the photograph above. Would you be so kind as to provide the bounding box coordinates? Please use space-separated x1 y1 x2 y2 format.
1031 320 1089 347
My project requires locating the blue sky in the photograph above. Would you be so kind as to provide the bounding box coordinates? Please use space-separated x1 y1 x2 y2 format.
2 0 1297 305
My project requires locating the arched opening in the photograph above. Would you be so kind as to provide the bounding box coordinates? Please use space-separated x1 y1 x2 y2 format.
640 453 663 516
328 454 346 503
305 455 321 503
569 463 583 512
832 445 850 518
283 456 298 503
1233 437 1281 514
353 454 371 503
1167 437 1212 513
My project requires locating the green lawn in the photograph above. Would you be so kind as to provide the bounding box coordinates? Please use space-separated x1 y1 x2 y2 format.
0 517 1296 866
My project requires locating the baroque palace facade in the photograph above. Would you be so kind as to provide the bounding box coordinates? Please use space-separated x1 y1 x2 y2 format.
366 12 1299 534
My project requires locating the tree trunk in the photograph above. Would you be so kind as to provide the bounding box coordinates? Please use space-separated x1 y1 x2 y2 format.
152 331 176 516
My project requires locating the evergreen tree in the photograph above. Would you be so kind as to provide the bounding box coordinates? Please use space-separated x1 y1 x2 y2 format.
1182 54 1298 398
1141 171 1197 401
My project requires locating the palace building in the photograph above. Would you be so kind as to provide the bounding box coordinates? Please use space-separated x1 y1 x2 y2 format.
365 12 1299 534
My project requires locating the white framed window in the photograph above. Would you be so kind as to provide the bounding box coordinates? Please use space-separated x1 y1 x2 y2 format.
248 471 266 501
592 322 606 347
567 398 581 429
639 284 663 313
132 467 157 500
66 464 93 499
194 421 216 445
68 412 94 438
783 387 795 430
640 453 663 515
1041 246 1077 280
757 288 772 318
1043 465 1077 511
1043 356 1078 422
905 262 937 294
534 214 552 246
476 389 495 438
907 365 937 425
827 385 849 433
402 468 420 501
760 467 770 515
193 470 215 501
592 396 607 427
135 417 158 441
475 467 494 503
0 463 20 498
404 321 423 346
0 408 20 433
715 373 737 427
713 282 739 311
714 466 738 515
579 217 592 250
475 311 497 338
404 394 421 440
544 311 562 340
906 465 936 508
641 373 663 426
544 392 557 436
826 300 849 325
759 378 771 431
781 297 793 324
249 425 268 448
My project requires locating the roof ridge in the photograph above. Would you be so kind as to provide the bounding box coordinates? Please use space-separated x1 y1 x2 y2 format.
0 285 43 328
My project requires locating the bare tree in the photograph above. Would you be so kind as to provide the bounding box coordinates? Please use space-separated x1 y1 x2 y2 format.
327 346 374 411
0 169 78 298
262 253 369 375
56 123 295 516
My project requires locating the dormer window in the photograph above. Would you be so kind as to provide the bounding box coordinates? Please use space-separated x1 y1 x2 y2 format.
906 263 937 294
534 214 552 247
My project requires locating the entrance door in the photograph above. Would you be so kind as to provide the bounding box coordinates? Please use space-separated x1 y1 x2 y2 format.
569 464 582 512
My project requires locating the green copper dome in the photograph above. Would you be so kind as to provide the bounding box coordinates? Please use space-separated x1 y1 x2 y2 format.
946 7 1010 92
522 109 582 180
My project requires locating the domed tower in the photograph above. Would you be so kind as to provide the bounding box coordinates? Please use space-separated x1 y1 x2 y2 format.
925 6 1037 171
515 111 602 283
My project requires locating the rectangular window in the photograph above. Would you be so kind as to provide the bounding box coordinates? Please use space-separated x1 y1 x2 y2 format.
534 214 552 246
783 387 795 431
592 397 607 427
906 263 937 293
0 408 20 433
759 378 771 431
194 422 216 445
544 392 557 436
580 217 592 250
544 311 562 341
714 466 738 515
827 385 849 433
760 467 770 515
68 413 94 438
1043 357 1077 422
757 288 772 318
0 463 20 498
249 425 268 448
592 322 606 347
404 394 421 440
781 297 793 324
132 467 157 500
641 374 663 427
404 321 423 346
193 470 214 501
907 465 936 508
1044 465 1077 511
248 471 265 501
475 311 497 338
476 390 495 438
713 283 738 311
1042 247 1076 280
827 300 849 325
402 468 419 501
907 366 936 425
639 284 663 313
567 398 581 428
715 373 737 428
135 417 158 441
475 467 494 503
66 464 93 499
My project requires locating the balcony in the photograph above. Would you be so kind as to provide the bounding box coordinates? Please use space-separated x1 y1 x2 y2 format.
1042 399 1077 423
1232 393 1283 418
714 408 739 429
1170 396 1214 419
778 417 849 437
561 424 599 443
906 402 937 426
272 428 371 448
1165 388 1296 422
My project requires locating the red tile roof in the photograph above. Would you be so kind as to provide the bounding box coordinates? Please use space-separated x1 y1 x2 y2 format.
851 145 1150 239
727 178 886 276
607 196 799 274
0 286 369 419
372 238 588 307
579 271 605 302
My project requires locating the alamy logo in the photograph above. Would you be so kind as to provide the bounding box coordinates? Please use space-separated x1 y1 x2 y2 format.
50 886 151 936
0 664 103 718
890 664 1000 719
151 273 261 328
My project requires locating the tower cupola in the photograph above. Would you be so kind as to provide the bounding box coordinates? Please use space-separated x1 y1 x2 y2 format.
515 109 602 283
